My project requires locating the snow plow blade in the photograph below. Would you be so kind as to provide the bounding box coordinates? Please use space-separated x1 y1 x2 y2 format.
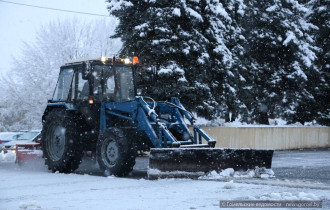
148 148 274 179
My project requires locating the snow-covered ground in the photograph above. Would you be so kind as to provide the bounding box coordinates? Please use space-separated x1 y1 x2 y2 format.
0 151 16 162
1 154 330 210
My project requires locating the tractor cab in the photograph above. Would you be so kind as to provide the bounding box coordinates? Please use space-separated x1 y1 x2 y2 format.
52 56 139 105
46 56 140 131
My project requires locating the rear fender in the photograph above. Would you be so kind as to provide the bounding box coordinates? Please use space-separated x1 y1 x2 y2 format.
42 102 77 123
42 103 96 150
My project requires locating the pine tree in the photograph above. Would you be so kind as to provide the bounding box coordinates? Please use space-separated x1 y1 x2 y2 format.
242 0 320 124
108 0 222 118
306 0 330 125
220 0 250 122
108 0 325 125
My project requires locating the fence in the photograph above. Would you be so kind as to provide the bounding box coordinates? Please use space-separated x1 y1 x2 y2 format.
199 127 330 150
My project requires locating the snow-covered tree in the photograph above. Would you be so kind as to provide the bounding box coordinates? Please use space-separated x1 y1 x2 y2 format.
215 0 249 122
242 0 320 124
306 0 330 125
108 0 237 119
108 0 327 125
0 18 121 131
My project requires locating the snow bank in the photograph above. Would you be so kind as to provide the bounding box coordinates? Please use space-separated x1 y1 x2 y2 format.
223 180 235 189
220 168 235 177
199 167 275 180
254 191 319 201
0 151 16 162
148 167 275 180
148 168 204 179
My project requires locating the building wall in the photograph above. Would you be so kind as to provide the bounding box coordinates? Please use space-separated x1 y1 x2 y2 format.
199 127 330 150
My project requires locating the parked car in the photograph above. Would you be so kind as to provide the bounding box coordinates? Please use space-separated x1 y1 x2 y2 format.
2 130 41 153
0 132 18 152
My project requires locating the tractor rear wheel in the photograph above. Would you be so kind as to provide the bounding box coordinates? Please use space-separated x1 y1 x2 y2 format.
97 128 137 177
42 110 84 173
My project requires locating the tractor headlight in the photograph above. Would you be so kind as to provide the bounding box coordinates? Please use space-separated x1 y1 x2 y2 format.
124 58 130 64
101 56 109 62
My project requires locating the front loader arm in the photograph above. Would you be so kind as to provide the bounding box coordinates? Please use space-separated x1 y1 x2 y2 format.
137 97 179 148
100 97 215 148
138 97 215 148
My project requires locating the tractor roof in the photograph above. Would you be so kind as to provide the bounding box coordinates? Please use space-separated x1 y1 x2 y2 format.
65 56 139 65
65 57 106 64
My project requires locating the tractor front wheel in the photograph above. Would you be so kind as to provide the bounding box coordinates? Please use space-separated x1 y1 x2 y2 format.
97 128 136 177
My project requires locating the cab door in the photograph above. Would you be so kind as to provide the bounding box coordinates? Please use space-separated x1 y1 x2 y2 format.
52 68 74 102
74 67 100 128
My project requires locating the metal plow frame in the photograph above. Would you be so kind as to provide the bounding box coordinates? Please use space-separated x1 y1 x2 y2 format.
148 148 274 179
15 143 43 165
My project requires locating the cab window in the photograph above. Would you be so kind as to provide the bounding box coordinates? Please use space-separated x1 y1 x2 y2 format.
77 72 89 101
93 65 115 102
53 68 74 101
116 66 135 102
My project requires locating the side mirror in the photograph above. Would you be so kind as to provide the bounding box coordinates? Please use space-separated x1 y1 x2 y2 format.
82 61 92 79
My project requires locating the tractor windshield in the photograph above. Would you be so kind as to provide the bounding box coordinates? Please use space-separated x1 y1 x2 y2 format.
93 65 135 102
53 68 74 101
116 66 135 101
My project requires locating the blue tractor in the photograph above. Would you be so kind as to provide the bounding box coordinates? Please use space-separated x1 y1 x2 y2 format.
41 57 273 177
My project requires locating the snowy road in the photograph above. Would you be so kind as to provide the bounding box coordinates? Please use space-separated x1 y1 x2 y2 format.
76 150 330 183
1 150 330 209
272 150 330 184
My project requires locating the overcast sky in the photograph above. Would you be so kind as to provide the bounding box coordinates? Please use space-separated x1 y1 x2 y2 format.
0 0 111 76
